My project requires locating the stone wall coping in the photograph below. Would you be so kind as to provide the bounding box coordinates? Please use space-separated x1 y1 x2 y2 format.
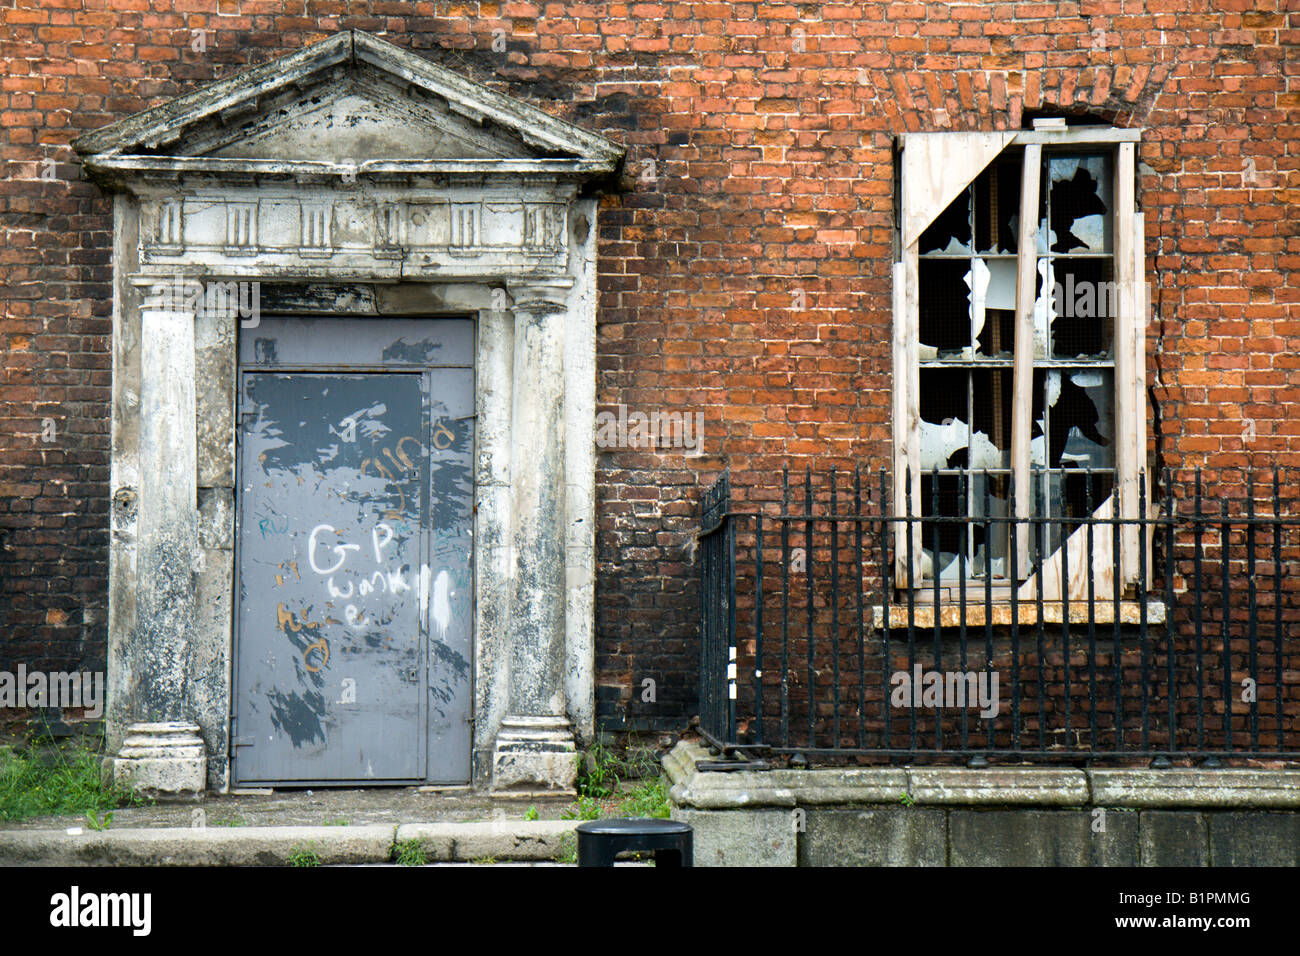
665 742 1300 810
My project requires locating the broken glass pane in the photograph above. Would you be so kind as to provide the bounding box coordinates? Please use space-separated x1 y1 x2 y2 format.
1048 154 1112 254
968 367 1013 470
919 259 973 358
1031 257 1053 359
1030 368 1114 470
975 159 1022 255
918 366 1014 581
973 257 1016 357
920 369 1013 471
919 367 969 471
1057 368 1114 469
918 187 972 255
1051 258 1116 358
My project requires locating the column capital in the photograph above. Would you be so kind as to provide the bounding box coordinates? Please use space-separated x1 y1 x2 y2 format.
506 278 573 315
132 273 262 327
132 273 203 318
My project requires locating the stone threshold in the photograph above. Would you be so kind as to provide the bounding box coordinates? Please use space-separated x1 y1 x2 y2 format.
0 820 579 866
665 742 1300 810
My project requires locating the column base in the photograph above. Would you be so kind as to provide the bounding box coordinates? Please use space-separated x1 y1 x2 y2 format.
490 716 577 794
106 721 207 801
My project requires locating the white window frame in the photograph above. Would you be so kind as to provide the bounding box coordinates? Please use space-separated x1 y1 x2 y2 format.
893 125 1148 601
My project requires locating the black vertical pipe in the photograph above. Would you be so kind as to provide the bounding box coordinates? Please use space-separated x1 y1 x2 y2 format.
1274 469 1284 751
1086 470 1098 751
881 468 892 750
702 486 712 738
958 471 969 752
1010 476 1022 750
1113 472 1124 752
1139 471 1150 753
1035 469 1046 753
755 510 764 745
932 466 943 752
906 465 917 753
1194 468 1205 751
727 479 737 744
781 466 790 748
831 467 841 747
855 465 866 750
1221 495 1232 751
1164 468 1176 754
983 470 994 752
1242 476 1253 749
1062 474 1072 745
805 466 815 748
1248 470 1259 751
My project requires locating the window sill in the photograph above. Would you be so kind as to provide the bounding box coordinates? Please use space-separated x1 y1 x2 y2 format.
873 600 1166 630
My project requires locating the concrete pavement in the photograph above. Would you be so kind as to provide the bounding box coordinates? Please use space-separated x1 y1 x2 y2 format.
0 788 585 865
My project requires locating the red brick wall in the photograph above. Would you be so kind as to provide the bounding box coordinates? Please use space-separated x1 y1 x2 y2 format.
0 2 1293 735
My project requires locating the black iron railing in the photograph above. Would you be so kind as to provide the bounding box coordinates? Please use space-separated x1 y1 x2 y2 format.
698 466 1300 764
698 471 736 747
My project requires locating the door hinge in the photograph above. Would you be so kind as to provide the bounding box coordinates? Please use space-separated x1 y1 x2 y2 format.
237 386 257 424
230 716 253 748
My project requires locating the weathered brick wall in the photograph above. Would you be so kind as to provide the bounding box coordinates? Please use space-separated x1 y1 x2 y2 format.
0 2 1293 736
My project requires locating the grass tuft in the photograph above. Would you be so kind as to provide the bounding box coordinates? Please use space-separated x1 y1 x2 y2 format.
288 844 320 867
0 740 147 823
393 839 427 866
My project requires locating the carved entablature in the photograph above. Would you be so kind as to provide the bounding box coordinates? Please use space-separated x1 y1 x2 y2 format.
134 188 572 278
72 31 623 281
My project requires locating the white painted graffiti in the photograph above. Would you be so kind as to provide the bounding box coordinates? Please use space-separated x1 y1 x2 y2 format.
308 521 410 630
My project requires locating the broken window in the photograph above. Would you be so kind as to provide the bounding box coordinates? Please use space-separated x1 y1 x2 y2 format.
895 124 1146 597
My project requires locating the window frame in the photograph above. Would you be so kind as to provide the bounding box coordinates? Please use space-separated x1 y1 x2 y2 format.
893 125 1147 598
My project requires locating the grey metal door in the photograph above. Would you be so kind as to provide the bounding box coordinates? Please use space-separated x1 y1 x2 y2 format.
233 317 474 785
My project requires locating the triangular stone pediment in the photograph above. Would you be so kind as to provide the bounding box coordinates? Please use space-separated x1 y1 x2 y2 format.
73 31 623 178
200 76 536 163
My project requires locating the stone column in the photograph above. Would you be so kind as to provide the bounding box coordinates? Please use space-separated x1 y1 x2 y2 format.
109 278 206 797
491 279 577 792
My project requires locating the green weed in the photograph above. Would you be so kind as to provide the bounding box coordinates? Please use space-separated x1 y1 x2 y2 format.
557 833 578 864
618 775 671 819
288 844 320 867
563 736 671 823
393 839 427 866
84 809 113 831
0 741 146 823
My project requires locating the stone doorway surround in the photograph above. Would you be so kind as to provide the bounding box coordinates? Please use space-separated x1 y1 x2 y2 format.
71 31 625 795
